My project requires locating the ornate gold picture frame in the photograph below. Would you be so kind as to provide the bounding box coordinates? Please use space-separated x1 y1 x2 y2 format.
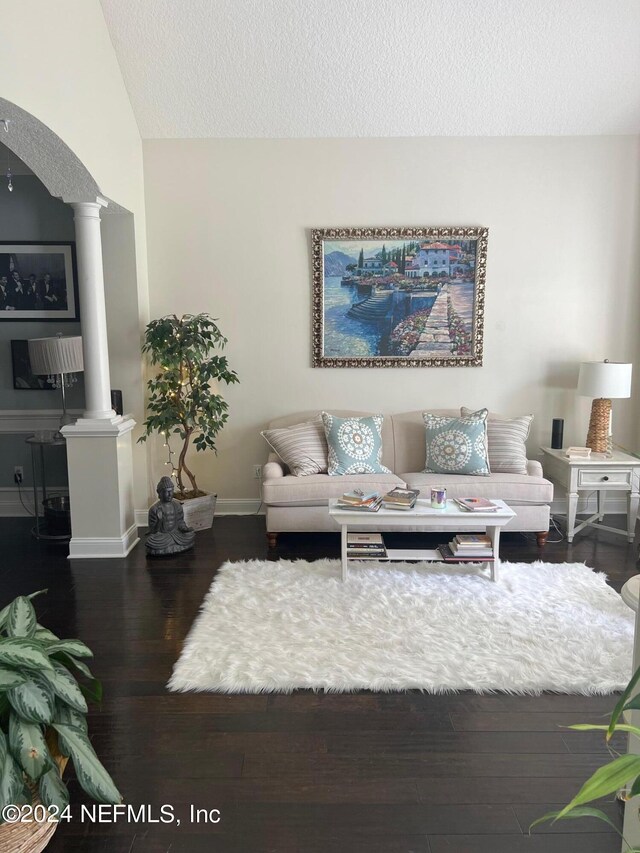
312 226 487 368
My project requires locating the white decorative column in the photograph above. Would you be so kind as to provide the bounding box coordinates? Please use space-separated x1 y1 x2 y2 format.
60 198 140 559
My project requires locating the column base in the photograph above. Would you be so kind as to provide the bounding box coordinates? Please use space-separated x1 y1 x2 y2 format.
68 523 140 560
61 417 139 560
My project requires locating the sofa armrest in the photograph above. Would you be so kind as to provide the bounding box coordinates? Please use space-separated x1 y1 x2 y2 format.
263 460 285 479
527 459 543 478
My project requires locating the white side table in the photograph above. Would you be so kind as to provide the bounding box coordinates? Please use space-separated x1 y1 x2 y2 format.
541 447 640 543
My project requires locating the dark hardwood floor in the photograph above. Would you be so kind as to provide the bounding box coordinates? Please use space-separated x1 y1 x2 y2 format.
1 515 638 852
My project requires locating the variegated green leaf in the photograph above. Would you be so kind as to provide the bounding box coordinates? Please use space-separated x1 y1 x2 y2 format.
41 662 87 714
53 652 94 681
0 729 6 766
6 596 37 639
9 713 52 780
54 701 88 733
0 665 26 691
0 638 54 671
7 674 55 724
0 589 47 634
45 640 93 659
0 750 24 811
38 765 69 811
51 723 121 804
34 627 60 644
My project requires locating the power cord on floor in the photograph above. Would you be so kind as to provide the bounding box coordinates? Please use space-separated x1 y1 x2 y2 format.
17 481 35 517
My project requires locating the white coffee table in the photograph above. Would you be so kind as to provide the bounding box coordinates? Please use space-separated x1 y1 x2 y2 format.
329 498 516 582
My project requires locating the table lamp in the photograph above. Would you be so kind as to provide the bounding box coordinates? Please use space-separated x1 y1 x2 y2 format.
28 334 84 435
577 360 632 454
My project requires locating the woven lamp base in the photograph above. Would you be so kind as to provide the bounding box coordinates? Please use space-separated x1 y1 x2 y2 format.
586 397 611 454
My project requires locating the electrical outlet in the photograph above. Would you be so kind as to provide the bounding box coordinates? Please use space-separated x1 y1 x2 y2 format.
14 466 23 485
253 465 262 479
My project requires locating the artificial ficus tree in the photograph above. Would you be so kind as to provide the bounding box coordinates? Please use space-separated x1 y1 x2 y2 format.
139 314 239 499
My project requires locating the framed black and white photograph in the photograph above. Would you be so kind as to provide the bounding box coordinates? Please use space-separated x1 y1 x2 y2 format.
0 242 79 321
10 340 56 390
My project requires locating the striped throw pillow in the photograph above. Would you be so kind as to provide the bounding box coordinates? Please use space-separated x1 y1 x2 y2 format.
461 407 533 474
261 415 328 476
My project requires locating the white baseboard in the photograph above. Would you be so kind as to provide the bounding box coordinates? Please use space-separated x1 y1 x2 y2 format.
67 523 140 559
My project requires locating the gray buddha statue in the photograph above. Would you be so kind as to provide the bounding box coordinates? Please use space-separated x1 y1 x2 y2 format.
146 476 196 556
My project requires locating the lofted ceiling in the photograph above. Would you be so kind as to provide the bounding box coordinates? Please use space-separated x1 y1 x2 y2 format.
100 0 640 139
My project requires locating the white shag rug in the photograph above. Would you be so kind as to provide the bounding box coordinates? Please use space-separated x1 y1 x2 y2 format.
168 559 634 694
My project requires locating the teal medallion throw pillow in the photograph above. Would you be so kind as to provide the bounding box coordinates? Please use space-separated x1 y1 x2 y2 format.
422 409 490 476
321 413 391 475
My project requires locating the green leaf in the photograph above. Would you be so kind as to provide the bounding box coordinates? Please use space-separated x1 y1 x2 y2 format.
0 589 47 633
38 765 70 811
0 750 24 812
567 723 640 739
40 662 87 714
0 638 54 671
556 754 640 819
530 806 623 834
609 663 640 739
7 674 55 724
51 723 121 804
630 775 640 798
45 640 93 659
0 729 5 766
9 713 52 780
51 652 94 681
0 665 27 691
79 678 103 705
34 627 60 644
6 596 37 639
54 701 88 732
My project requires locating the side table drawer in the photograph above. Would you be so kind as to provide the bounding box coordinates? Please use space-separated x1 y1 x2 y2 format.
578 469 632 487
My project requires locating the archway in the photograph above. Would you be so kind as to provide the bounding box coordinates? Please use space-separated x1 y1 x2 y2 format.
0 97 144 558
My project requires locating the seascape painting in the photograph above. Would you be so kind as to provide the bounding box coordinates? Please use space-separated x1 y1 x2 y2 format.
312 227 487 367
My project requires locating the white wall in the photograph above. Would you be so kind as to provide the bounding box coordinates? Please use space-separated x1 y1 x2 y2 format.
0 0 150 509
142 136 640 502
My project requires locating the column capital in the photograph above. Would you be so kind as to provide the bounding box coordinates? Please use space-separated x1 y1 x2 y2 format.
69 196 109 216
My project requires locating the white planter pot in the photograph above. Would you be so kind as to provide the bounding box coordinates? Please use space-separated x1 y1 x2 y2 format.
178 493 217 531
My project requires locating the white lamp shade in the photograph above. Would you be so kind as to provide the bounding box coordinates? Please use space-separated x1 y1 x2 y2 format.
577 361 632 399
28 336 84 376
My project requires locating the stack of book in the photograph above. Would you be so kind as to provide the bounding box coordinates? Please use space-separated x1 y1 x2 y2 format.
453 497 499 512
382 488 420 511
437 534 494 562
335 490 382 512
347 533 387 559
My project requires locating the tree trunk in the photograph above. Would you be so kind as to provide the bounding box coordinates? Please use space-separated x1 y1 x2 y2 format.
178 429 198 494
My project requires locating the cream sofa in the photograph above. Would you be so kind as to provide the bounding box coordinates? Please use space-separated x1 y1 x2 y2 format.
262 410 553 547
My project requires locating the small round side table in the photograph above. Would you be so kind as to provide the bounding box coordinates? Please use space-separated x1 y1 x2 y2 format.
25 433 70 541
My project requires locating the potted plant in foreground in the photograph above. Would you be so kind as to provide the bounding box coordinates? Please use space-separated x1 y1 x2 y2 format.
532 663 640 850
0 590 120 852
139 313 239 530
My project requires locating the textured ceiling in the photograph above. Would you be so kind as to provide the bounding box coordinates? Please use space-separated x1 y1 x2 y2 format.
100 0 640 139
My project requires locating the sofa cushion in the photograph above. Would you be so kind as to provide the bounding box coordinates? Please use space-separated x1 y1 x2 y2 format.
390 410 460 474
401 471 553 504
423 409 490 476
266 410 395 471
261 415 328 476
262 473 406 506
322 412 391 475
461 407 533 475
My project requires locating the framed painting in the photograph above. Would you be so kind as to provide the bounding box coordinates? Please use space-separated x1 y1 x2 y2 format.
311 227 487 367
0 242 79 321
11 340 56 390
